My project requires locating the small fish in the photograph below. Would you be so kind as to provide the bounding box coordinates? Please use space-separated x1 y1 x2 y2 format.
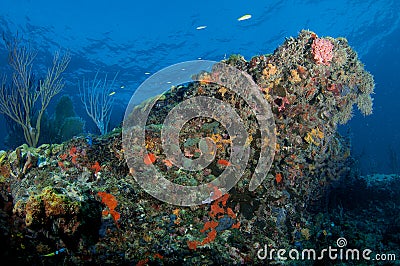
109 91 116 96
120 85 125 89
237 14 252 21
144 153 156 165
42 248 66 257
196 25 207 30
145 72 151 75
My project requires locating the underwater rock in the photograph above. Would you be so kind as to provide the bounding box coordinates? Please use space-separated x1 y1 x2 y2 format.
13 186 102 250
0 30 382 264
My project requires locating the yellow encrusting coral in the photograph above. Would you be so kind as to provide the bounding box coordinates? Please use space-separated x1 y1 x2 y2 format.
305 128 324 146
22 186 80 227
288 69 301 84
262 63 278 78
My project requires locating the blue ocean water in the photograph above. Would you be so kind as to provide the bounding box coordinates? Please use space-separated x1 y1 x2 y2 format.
0 0 399 175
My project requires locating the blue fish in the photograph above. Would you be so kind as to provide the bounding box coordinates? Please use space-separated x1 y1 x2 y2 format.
42 248 66 257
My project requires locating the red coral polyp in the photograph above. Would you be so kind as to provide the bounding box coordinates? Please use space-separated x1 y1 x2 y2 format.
98 191 120 223
91 161 101 174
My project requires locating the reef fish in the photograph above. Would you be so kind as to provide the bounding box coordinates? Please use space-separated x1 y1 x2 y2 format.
237 14 252 21
42 248 66 257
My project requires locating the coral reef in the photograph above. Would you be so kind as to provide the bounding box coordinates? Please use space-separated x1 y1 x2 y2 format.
0 30 388 265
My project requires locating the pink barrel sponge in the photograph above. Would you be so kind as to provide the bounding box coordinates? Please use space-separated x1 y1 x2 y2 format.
311 38 334 66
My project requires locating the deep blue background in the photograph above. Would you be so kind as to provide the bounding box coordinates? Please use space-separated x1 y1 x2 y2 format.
0 0 399 175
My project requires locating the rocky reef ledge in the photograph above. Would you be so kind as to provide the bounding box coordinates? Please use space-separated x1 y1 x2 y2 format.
0 30 394 265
